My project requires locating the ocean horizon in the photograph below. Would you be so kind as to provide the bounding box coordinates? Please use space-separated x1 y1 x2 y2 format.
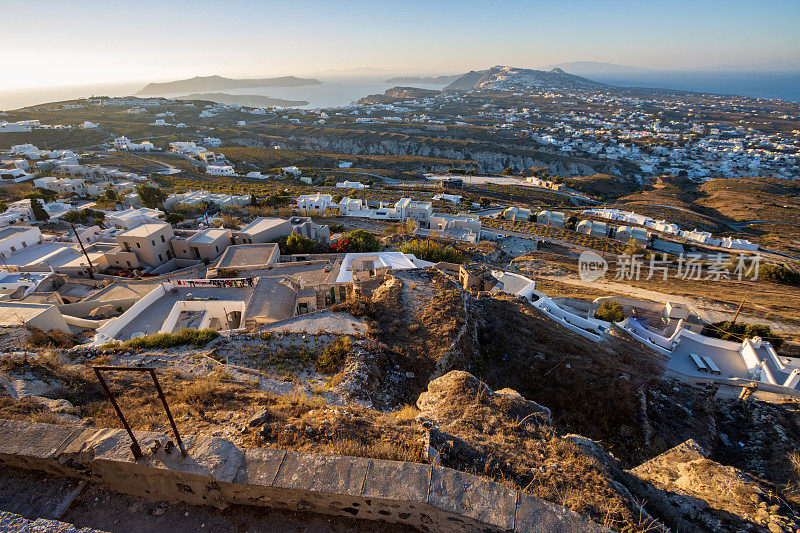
1 71 798 111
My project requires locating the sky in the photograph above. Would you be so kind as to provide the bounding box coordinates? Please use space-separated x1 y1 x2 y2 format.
1 0 799 90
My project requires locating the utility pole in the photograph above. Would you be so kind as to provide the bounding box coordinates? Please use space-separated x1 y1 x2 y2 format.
69 221 95 279
731 297 745 324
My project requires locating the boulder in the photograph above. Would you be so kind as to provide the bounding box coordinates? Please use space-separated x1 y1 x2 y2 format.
416 370 551 426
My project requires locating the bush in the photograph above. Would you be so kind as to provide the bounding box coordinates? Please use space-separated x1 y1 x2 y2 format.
706 321 783 349
330 229 379 253
317 337 351 373
62 208 105 225
594 300 625 322
26 327 80 349
120 328 219 349
760 263 800 286
401 239 466 263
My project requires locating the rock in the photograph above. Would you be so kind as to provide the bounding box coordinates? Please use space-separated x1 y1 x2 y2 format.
30 396 75 414
768 523 783 533
416 370 551 426
152 507 166 516
247 407 270 427
630 439 776 530
0 373 64 399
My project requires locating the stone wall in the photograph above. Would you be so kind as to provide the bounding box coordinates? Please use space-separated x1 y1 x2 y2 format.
0 419 607 532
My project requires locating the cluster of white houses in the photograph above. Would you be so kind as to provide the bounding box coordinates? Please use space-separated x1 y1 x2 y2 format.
582 208 759 250
502 205 758 252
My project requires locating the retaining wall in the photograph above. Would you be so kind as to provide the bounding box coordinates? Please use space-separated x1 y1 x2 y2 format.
0 419 606 533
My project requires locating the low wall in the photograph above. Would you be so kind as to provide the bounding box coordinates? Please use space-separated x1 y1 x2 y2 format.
0 420 605 533
58 297 140 319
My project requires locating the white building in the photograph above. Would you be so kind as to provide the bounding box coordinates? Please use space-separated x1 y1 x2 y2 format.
296 194 334 211
336 181 369 190
0 226 43 257
206 165 235 176
203 137 222 148
106 207 165 229
282 166 301 177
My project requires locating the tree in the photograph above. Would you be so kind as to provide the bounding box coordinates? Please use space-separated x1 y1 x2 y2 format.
103 187 119 202
136 185 166 209
165 212 185 224
249 193 259 207
479 197 491 209
284 232 316 254
502 166 515 175
346 229 379 252
30 198 49 221
594 300 624 322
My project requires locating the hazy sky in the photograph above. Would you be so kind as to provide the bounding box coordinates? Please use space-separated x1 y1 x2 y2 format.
3 0 799 89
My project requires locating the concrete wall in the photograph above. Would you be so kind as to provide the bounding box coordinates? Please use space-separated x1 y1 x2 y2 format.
0 420 606 533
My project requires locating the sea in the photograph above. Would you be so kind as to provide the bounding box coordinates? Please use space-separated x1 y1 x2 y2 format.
1 72 798 111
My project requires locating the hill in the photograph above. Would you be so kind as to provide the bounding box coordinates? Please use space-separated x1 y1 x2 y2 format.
444 65 610 92
384 74 464 84
175 92 308 107
137 75 321 95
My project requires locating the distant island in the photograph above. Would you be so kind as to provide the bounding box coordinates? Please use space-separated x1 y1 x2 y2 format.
385 74 463 84
175 93 308 108
137 75 321 95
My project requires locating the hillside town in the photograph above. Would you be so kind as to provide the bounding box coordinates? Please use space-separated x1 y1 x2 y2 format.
0 70 799 532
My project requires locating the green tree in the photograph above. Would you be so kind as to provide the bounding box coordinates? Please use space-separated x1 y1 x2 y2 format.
594 300 624 322
346 229 379 252
284 232 316 254
479 197 491 209
136 185 167 209
30 198 49 221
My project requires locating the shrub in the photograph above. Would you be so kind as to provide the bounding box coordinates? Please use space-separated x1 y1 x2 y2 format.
121 328 219 349
330 230 379 253
317 337 351 373
401 239 466 263
594 300 625 322
26 327 80 349
706 321 783 349
760 263 800 286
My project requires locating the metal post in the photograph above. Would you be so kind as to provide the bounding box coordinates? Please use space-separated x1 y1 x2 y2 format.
93 367 143 459
148 369 187 456
69 221 95 279
93 366 188 459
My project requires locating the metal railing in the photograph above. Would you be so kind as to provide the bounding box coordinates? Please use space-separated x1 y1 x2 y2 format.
93 366 186 459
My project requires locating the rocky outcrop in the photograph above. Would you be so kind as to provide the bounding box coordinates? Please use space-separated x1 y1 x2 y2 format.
630 440 799 532
417 370 551 427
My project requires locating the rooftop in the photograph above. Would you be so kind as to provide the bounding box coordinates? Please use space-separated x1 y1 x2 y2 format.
118 223 171 238
215 243 279 270
238 217 289 235
186 228 230 244
0 226 37 242
0 302 53 325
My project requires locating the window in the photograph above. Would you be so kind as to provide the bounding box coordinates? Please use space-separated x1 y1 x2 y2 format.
21 241 25 247
136 242 141 248
161 235 165 242
9 246 14 252
158 254 163 262
126 261 131 267
215 246 219 252
166 250 172 259
151 240 155 246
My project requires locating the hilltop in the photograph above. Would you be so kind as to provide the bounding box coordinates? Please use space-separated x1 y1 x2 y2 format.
137 75 321 95
444 65 610 92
